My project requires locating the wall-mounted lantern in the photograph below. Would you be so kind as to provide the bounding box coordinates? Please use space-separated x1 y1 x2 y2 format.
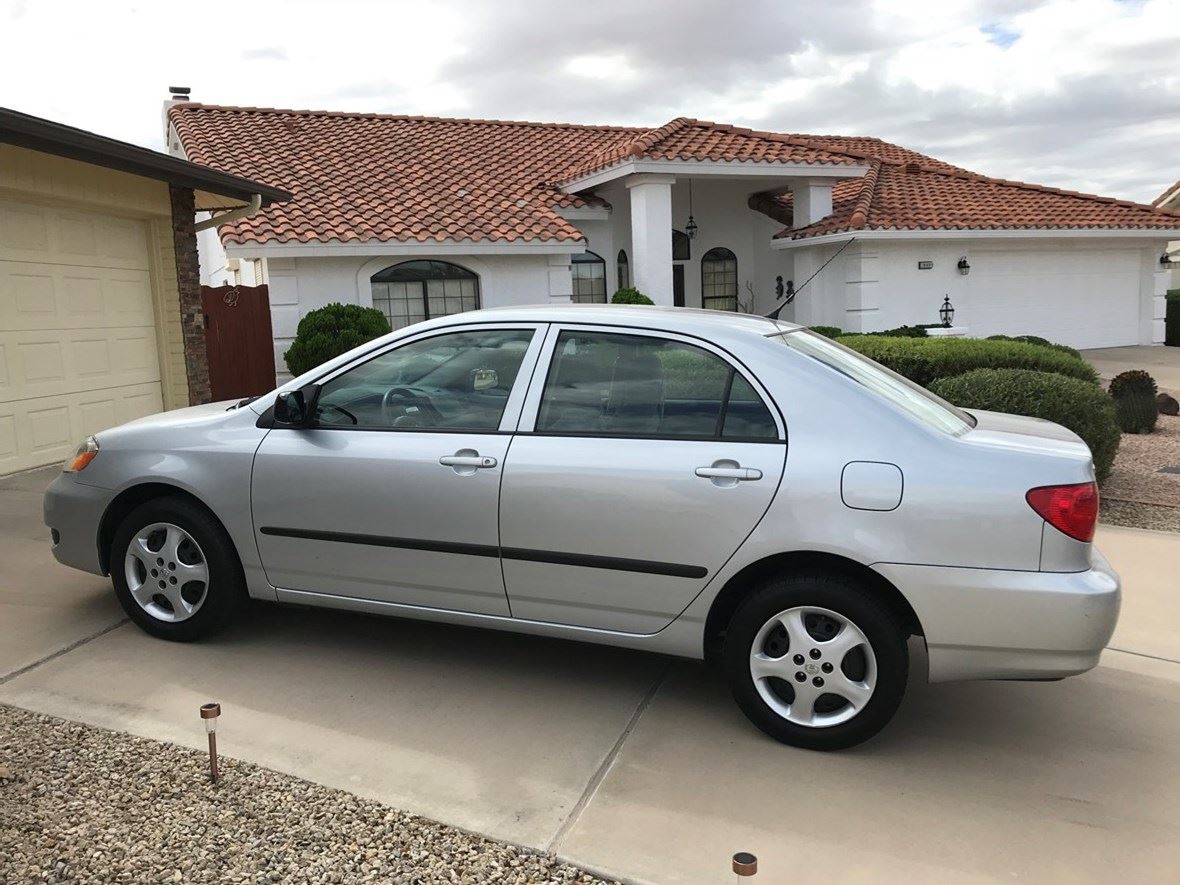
775 276 784 300
1163 252 1174 267
939 295 955 328
685 181 698 240
957 256 971 275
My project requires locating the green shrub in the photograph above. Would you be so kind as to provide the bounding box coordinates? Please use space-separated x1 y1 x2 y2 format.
1167 289 1180 347
865 324 933 338
808 325 843 338
611 287 654 305
986 334 1082 361
284 303 391 377
1108 369 1159 434
838 335 1099 387
929 369 1121 482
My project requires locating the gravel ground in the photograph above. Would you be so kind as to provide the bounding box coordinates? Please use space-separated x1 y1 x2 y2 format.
1100 413 1180 531
0 705 614 885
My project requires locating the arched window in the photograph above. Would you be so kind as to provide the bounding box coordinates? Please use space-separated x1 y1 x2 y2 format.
571 251 607 303
672 229 691 261
701 247 738 312
371 260 480 330
616 249 630 289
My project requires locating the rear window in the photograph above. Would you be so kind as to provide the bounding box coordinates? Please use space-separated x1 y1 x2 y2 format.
774 330 974 435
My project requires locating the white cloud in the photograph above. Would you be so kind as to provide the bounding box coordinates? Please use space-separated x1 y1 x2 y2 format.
1 0 1176 201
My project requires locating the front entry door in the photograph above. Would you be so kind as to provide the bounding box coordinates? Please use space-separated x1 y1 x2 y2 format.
251 325 542 615
499 326 786 633
672 264 685 307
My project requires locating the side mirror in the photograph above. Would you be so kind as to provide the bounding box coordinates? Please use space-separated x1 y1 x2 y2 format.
273 384 320 427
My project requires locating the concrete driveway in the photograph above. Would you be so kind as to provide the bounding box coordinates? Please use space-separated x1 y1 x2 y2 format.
3 467 1179 884
1082 344 1180 393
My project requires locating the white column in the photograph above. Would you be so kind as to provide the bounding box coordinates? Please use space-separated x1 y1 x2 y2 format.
789 179 834 227
627 174 675 305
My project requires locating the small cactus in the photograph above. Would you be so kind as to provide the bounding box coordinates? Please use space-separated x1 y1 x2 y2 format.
1108 369 1159 434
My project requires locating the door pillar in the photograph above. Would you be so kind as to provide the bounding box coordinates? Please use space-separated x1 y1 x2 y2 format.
627 174 675 305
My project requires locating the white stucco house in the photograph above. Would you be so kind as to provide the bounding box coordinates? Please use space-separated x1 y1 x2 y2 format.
165 99 1180 384
1154 179 1180 289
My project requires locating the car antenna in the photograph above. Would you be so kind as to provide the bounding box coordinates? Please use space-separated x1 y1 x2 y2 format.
763 236 857 321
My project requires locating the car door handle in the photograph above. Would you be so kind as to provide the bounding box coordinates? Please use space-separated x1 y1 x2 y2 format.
695 466 762 481
439 453 497 469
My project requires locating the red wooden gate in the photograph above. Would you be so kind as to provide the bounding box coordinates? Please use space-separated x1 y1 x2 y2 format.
201 284 276 401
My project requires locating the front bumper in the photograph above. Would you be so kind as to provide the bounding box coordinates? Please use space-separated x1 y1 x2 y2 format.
875 548 1121 682
44 473 112 576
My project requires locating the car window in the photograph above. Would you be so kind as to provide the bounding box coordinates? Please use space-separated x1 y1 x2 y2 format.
315 329 535 430
773 329 974 435
535 330 778 440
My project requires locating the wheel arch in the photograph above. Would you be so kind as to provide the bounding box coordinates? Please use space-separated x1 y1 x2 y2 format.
704 551 924 662
97 482 223 575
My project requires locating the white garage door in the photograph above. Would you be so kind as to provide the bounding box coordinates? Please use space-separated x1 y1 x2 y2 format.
965 248 1140 349
0 199 164 474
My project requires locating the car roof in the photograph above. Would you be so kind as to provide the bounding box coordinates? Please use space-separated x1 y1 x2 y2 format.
421 304 799 339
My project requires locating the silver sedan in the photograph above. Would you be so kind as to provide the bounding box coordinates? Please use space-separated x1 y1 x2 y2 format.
44 306 1120 750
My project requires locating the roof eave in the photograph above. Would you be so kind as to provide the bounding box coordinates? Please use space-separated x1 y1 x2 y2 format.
223 238 590 259
0 106 291 206
772 227 1180 249
558 158 870 192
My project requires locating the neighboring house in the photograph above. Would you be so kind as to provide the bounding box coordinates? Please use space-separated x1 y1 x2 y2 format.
165 100 1180 384
0 107 288 474
1154 179 1180 288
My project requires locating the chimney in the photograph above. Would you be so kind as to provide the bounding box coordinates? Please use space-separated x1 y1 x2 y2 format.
162 86 193 156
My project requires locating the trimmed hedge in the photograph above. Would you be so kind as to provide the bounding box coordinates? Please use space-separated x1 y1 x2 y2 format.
929 369 1120 482
986 334 1082 361
284 303 391 377
1167 289 1180 347
808 325 843 338
865 324 936 338
838 335 1100 387
611 287 654 305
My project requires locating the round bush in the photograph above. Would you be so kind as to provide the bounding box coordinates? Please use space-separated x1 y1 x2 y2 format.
284 303 391 377
611 288 654 305
1108 369 1159 434
838 335 1099 387
929 368 1120 482
808 325 843 338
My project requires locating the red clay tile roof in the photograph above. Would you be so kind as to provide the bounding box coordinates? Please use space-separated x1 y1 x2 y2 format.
772 160 1180 240
1154 179 1180 210
169 104 641 246
168 103 1180 248
553 117 864 183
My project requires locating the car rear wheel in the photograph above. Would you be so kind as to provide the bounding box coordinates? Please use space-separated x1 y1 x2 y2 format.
723 573 908 750
111 497 245 641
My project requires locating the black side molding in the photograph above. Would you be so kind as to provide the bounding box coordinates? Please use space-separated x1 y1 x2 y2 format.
259 527 707 579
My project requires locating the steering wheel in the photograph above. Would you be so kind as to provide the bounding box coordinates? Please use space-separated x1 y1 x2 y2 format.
381 387 444 426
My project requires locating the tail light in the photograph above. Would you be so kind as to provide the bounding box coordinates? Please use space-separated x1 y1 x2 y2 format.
1026 482 1099 542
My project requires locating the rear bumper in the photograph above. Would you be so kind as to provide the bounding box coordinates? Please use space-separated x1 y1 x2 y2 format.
43 473 111 576
875 549 1121 682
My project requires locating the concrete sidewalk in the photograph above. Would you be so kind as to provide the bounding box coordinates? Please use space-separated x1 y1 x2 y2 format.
3 467 1179 883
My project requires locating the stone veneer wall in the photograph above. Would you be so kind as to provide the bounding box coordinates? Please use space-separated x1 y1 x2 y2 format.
169 185 211 404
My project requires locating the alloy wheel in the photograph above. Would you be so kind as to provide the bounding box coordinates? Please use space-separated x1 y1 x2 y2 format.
749 605 877 728
123 522 210 623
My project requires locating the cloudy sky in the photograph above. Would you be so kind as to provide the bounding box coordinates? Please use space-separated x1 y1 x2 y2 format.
2 0 1176 202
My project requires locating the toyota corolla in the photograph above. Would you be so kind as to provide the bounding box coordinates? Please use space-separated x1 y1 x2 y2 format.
44 306 1120 750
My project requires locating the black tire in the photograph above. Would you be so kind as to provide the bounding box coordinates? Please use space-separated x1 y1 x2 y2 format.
723 572 908 750
111 496 246 641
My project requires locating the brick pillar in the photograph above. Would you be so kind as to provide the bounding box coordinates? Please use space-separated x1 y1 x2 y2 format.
169 185 211 404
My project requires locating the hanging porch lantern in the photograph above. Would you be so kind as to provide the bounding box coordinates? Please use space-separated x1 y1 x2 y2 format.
685 180 698 239
939 295 955 328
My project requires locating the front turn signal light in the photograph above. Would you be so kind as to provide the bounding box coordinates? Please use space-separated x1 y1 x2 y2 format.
64 436 99 472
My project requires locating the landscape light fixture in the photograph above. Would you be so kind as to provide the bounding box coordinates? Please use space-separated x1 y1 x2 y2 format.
685 180 698 240
200 702 221 784
939 295 955 328
957 256 971 275
732 852 758 878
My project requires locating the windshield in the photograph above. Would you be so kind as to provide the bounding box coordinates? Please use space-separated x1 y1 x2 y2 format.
773 330 975 435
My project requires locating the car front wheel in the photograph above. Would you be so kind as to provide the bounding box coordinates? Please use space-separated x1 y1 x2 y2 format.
723 573 908 750
111 497 245 641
